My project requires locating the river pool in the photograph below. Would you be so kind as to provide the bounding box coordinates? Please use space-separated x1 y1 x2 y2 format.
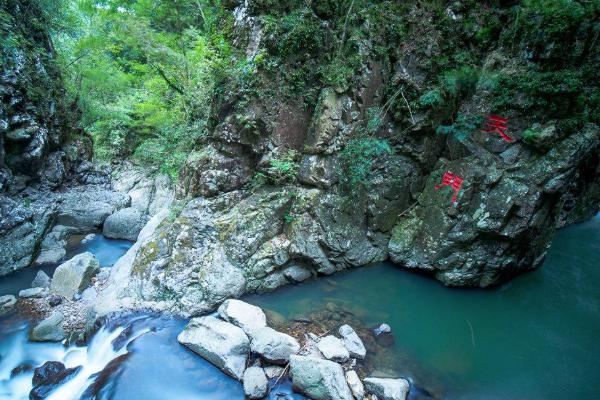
1 216 599 399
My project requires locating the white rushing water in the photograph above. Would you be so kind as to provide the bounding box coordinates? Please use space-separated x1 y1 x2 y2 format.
0 317 150 400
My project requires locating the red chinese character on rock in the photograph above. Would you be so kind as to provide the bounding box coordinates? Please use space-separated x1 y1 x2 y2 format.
481 115 514 143
435 171 464 204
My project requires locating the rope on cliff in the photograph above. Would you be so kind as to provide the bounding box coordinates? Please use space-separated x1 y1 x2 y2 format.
467 319 476 348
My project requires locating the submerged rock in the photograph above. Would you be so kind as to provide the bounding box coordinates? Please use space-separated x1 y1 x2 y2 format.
289 355 354 400
317 335 350 362
374 324 391 336
103 207 146 241
363 377 410 400
339 324 366 359
250 326 300 364
50 252 99 299
177 316 250 380
217 299 267 335
0 294 17 316
243 366 268 399
30 311 66 342
10 364 34 378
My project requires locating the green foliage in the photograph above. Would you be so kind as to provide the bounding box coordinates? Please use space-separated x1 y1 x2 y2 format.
320 57 358 91
419 89 444 108
283 213 296 224
267 150 300 184
441 66 480 99
249 172 269 190
340 138 392 188
522 128 539 144
264 9 325 59
365 107 384 134
55 0 235 178
506 0 587 63
436 113 484 141
492 70 584 120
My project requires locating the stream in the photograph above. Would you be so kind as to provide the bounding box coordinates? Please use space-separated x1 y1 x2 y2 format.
1 216 599 399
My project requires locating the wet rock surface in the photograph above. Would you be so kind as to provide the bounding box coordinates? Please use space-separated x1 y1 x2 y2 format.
30 363 82 400
177 315 250 380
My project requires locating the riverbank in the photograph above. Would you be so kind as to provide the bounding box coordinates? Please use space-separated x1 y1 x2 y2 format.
1 215 599 399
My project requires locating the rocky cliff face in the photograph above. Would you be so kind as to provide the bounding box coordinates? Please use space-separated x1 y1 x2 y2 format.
0 0 93 275
1 0 91 190
93 1 600 316
2 1 598 317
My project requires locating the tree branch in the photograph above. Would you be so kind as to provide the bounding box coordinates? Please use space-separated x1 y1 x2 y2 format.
153 64 185 95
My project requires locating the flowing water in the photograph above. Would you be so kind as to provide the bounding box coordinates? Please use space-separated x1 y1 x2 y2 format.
0 235 300 400
1 216 599 399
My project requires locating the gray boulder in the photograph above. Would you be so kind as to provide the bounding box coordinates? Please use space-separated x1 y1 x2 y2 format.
103 207 146 241
243 366 268 399
363 378 410 400
339 324 366 359
19 287 46 298
31 270 51 288
50 253 100 299
30 312 66 342
217 299 267 335
56 186 130 231
289 355 354 400
346 370 365 400
250 326 300 364
34 225 70 265
0 295 17 316
177 316 250 380
0 196 54 276
317 335 350 362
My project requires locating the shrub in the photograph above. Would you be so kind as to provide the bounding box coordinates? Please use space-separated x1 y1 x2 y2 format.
267 150 300 184
436 113 484 141
340 138 392 188
419 89 444 108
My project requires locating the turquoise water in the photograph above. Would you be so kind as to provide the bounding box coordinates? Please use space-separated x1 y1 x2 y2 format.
248 215 600 400
0 234 131 296
2 218 600 399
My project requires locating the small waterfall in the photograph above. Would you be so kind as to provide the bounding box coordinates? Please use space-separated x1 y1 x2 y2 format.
0 316 151 400
46 322 150 400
